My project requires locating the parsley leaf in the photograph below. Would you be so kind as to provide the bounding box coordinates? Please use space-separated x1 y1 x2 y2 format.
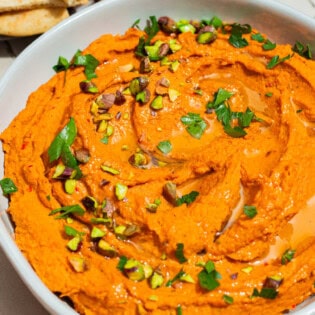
227 23 251 48
281 248 296 265
267 54 292 69
251 33 265 43
117 256 128 271
176 191 199 206
176 305 183 315
157 140 172 154
180 113 207 139
223 294 234 304
73 50 100 80
243 205 257 218
64 225 84 237
48 117 76 163
175 243 188 264
48 118 82 179
207 89 261 138
0 178 18 195
251 287 278 299
49 204 85 219
135 16 160 57
53 50 99 80
197 260 221 291
293 41 313 59
263 39 276 50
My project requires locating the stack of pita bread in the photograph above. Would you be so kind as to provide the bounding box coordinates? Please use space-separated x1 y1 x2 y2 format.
0 0 89 36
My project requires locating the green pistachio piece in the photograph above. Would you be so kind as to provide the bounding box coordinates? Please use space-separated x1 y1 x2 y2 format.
97 239 117 257
115 183 128 200
150 95 163 110
150 272 164 289
91 226 106 239
123 259 145 281
67 234 81 252
68 256 86 272
101 165 120 175
65 179 77 194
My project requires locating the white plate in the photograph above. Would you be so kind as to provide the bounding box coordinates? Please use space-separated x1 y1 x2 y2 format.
0 0 315 314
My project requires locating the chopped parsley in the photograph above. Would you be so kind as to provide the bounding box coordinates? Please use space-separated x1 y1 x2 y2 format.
49 204 85 219
117 256 128 271
166 269 186 287
157 140 172 154
175 243 188 264
0 178 18 195
176 191 199 206
53 50 99 80
207 88 262 137
176 305 183 315
251 33 265 43
243 205 257 218
223 294 234 304
262 39 276 51
293 41 313 59
267 54 292 69
251 287 278 299
227 23 251 48
48 118 82 179
180 112 207 139
197 260 221 291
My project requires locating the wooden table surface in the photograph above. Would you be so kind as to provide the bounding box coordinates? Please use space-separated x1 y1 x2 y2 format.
0 0 314 314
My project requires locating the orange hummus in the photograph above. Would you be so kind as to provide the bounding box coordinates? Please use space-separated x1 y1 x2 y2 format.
1 16 315 315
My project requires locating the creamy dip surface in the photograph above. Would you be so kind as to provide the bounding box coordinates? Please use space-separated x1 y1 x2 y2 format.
1 16 315 315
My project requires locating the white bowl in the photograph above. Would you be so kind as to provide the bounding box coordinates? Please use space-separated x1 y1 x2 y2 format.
0 0 315 314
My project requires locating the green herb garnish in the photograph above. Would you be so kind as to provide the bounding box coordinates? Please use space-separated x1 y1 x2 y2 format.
0 178 18 195
251 287 278 299
223 294 234 304
53 50 99 80
227 23 251 48
176 305 183 315
135 16 160 57
49 204 85 219
265 92 273 97
117 256 128 271
48 118 82 178
73 50 100 80
180 113 207 139
267 54 292 69
207 88 261 137
251 33 265 43
243 205 257 218
175 243 188 264
281 248 296 265
293 41 313 59
262 39 276 50
157 140 172 154
176 191 199 206
198 260 221 291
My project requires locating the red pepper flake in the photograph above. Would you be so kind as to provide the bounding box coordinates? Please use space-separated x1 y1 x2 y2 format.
28 186 33 192
21 142 28 150
291 304 296 309
28 165 33 168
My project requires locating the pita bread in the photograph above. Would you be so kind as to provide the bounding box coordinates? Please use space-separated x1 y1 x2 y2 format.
0 7 69 36
0 0 88 13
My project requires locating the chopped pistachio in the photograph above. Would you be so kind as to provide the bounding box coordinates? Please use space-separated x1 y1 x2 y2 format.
101 165 120 175
169 60 180 72
81 196 98 211
123 259 145 281
97 239 117 257
68 256 86 272
150 272 164 289
91 226 106 239
90 101 99 115
65 179 77 194
80 80 98 93
241 266 253 274
148 295 158 301
114 225 127 236
67 234 81 251
160 57 171 66
163 182 177 205
52 164 66 179
93 113 112 122
169 88 180 102
74 148 90 164
115 183 128 200
143 264 153 279
169 39 182 52
118 64 134 72
136 89 151 104
97 120 108 132
150 95 163 110
179 272 195 283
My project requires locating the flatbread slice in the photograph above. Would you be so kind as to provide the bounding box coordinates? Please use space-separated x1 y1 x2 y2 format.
0 7 69 36
0 0 88 13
